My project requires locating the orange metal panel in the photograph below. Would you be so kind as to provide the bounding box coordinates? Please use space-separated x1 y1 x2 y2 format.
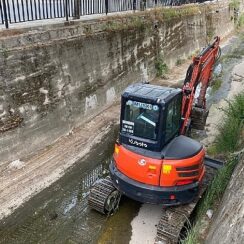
160 149 205 187
114 145 163 186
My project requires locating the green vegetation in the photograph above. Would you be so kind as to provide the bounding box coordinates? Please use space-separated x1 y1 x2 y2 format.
229 0 244 28
154 5 200 21
0 47 9 59
220 47 244 62
206 29 215 42
181 93 244 244
229 0 240 9
155 56 168 77
103 16 148 32
221 53 243 61
181 155 239 244
83 25 92 35
211 78 222 93
102 4 201 33
198 156 238 216
237 13 244 28
214 93 244 153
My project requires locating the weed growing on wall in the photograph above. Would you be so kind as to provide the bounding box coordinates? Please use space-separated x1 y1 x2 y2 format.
155 56 168 77
229 0 244 27
237 13 244 28
102 3 202 34
0 47 9 59
83 25 92 35
229 0 240 9
206 29 215 42
103 15 149 33
150 5 200 24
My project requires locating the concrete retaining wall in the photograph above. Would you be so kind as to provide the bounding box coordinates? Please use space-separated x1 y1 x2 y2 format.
206 154 244 244
0 1 234 163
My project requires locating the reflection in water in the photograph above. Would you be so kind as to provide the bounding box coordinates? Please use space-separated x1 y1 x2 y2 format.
82 163 106 192
63 195 77 214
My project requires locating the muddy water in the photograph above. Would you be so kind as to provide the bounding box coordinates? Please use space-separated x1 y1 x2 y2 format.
0 125 140 244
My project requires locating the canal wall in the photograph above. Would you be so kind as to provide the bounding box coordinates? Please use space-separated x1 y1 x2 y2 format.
0 1 235 163
206 153 244 244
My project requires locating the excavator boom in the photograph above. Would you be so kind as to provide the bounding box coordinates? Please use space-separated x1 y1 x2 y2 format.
180 36 221 134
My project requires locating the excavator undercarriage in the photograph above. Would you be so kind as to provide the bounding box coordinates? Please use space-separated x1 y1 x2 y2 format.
88 158 223 243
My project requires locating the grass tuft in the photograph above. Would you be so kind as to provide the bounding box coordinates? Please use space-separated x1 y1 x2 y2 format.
229 0 240 10
214 93 244 153
198 155 238 216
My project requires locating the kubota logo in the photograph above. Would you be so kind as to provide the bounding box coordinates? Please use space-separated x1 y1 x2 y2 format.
128 139 148 148
138 159 146 166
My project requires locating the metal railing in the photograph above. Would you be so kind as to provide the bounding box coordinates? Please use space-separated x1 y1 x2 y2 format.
0 0 207 29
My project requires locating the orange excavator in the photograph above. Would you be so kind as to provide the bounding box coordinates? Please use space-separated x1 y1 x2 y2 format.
88 37 222 242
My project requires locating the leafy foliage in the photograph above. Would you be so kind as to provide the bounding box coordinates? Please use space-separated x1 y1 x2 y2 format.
155 56 168 77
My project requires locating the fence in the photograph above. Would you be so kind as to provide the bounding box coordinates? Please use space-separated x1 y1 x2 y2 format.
0 0 207 29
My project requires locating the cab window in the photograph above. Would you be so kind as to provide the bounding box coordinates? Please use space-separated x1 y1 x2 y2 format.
165 96 181 142
122 100 160 140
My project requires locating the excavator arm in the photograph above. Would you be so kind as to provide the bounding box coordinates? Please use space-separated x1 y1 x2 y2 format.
180 36 221 134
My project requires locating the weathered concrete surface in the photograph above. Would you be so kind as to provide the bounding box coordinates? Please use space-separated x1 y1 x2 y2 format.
0 104 120 220
0 1 234 164
206 154 244 244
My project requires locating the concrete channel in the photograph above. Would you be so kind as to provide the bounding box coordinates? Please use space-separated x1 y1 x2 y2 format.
0 33 244 244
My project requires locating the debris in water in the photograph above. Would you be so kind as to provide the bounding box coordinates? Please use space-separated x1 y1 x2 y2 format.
8 159 25 170
206 209 214 219
214 63 222 76
49 211 58 220
63 196 77 214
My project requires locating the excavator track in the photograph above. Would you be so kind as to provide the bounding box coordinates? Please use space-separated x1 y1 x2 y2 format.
88 176 121 215
89 160 221 244
155 165 217 244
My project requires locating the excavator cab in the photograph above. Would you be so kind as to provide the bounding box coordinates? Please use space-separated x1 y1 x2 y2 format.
109 83 205 205
120 83 182 152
